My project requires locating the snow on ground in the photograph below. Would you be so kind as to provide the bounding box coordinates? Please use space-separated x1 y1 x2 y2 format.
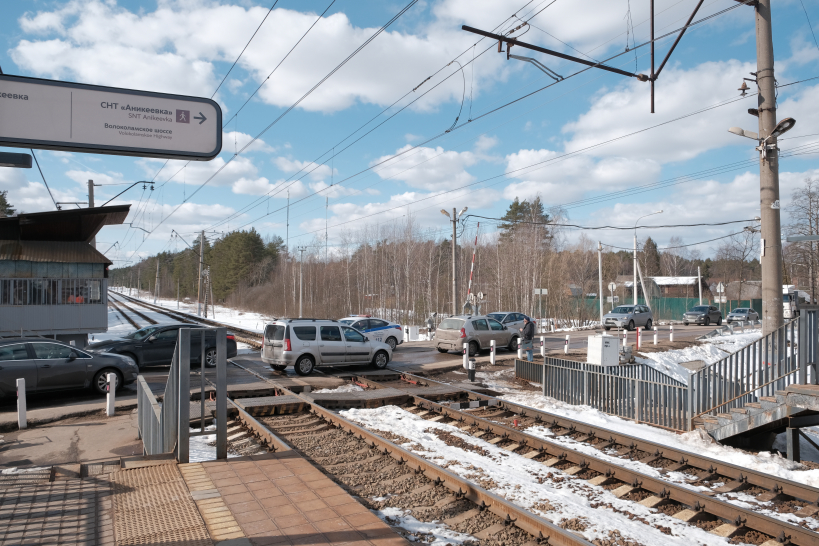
189 425 240 463
376 507 477 546
109 287 272 334
342 405 746 545
635 330 764 384
312 384 364 394
1 466 50 474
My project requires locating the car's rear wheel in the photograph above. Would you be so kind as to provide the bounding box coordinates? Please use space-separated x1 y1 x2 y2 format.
468 341 479 357
205 348 217 368
385 337 397 351
294 355 315 376
93 369 122 395
372 350 389 369
627 320 635 331
684 322 689 326
271 364 287 372
604 326 611 331
645 319 653 331
508 337 519 351
436 347 449 353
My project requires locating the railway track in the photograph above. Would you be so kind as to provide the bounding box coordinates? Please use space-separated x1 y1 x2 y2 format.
107 290 263 348
224 361 819 545
108 292 158 326
107 297 142 329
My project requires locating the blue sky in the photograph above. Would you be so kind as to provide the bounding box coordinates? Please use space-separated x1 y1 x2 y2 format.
2 0 819 266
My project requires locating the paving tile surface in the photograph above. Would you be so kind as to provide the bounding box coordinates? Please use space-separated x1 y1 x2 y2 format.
197 452 409 546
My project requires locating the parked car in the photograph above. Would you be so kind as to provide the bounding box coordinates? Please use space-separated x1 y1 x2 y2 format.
726 308 759 324
434 315 519 356
0 338 139 398
338 315 403 350
603 305 653 331
260 319 392 375
683 305 722 326
486 312 532 333
86 323 238 369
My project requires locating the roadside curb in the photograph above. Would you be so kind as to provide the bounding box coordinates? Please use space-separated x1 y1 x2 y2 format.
0 403 138 433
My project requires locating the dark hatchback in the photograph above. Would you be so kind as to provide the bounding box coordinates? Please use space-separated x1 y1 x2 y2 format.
0 338 139 398
86 323 238 369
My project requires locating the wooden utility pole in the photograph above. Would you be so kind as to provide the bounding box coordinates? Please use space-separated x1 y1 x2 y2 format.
756 0 784 334
88 180 96 249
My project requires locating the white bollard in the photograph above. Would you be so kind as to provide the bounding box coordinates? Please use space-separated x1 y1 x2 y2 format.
551 319 555 333
564 335 570 354
517 344 523 359
653 327 658 345
636 327 642 349
670 324 674 342
106 373 116 416
463 343 468 369
540 336 546 358
17 378 26 430
623 329 628 347
490 339 496 366
741 321 745 333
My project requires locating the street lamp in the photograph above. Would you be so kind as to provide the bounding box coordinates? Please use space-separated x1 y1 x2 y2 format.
633 210 663 305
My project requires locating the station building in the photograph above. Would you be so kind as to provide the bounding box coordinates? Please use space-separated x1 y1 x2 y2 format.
0 205 129 347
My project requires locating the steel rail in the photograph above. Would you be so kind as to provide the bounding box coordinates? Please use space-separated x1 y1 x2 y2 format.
397 371 819 507
108 298 142 329
108 293 158 325
225 360 593 546
109 290 263 348
233 403 292 453
400 391 818 546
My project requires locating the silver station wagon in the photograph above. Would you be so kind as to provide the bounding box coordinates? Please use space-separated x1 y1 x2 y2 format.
260 319 392 375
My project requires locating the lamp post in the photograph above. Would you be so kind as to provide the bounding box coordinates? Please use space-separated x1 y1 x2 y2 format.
633 210 663 305
441 206 468 316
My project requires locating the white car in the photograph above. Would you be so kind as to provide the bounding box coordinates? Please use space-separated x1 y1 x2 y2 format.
338 315 404 350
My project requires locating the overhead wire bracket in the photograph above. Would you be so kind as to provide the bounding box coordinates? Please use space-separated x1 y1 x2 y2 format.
508 54 563 81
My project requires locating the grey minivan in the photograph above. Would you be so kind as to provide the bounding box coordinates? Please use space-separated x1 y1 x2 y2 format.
260 319 392 375
434 315 519 356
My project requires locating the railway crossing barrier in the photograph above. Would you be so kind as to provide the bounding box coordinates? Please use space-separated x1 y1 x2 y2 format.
137 326 228 462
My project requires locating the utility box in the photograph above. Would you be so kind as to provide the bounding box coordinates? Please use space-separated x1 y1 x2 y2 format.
408 326 419 341
587 334 619 367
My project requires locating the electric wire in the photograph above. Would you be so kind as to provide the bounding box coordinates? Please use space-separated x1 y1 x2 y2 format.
30 150 58 210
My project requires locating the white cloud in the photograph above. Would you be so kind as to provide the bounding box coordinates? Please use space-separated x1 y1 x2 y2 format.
273 157 336 181
0 168 76 214
231 177 308 198
307 182 361 198
65 169 126 187
222 131 276 154
371 144 479 191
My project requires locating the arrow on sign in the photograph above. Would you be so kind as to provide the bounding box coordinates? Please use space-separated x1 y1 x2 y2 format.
194 112 207 124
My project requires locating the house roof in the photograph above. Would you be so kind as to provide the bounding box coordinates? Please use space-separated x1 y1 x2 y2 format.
0 240 112 265
650 276 699 286
0 205 130 243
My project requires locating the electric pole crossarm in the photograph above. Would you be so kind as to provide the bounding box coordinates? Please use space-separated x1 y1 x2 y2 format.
461 25 649 81
654 0 705 80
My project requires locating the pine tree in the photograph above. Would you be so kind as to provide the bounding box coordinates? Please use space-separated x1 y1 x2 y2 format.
0 191 15 217
498 196 549 243
642 237 661 277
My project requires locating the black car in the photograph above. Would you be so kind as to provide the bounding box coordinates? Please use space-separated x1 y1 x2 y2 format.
0 338 139 398
86 323 238 369
683 305 722 326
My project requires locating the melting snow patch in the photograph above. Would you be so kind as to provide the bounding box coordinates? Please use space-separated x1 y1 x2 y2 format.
189 425 240 463
1 466 50 475
377 507 476 546
312 384 364 394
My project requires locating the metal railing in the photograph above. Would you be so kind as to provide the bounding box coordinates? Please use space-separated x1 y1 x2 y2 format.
516 357 690 431
691 309 818 420
137 327 228 462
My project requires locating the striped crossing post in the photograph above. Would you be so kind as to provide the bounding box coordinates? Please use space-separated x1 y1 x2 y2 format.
636 327 642 350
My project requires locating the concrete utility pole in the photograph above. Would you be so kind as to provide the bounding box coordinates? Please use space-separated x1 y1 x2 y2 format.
451 208 457 316
634 210 662 306
756 0 784 334
154 259 159 304
598 241 604 325
298 246 307 318
698 266 703 305
197 230 205 316
88 180 95 249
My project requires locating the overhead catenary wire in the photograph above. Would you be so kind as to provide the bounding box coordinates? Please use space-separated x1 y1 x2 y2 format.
463 215 760 230
30 150 59 210
124 0 420 262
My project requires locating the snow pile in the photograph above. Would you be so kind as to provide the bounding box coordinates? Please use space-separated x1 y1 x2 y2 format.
342 406 743 545
377 507 476 546
189 425 240 463
1 466 50 475
635 330 764 384
312 384 364 394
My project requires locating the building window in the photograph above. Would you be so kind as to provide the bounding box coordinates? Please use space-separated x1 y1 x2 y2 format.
0 279 104 305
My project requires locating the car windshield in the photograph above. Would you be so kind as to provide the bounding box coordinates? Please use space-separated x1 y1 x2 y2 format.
611 306 634 314
339 319 354 325
692 306 710 312
487 313 506 321
124 326 161 340
731 308 746 314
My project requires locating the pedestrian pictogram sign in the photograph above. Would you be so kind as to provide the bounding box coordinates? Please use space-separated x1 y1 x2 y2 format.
0 74 221 160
